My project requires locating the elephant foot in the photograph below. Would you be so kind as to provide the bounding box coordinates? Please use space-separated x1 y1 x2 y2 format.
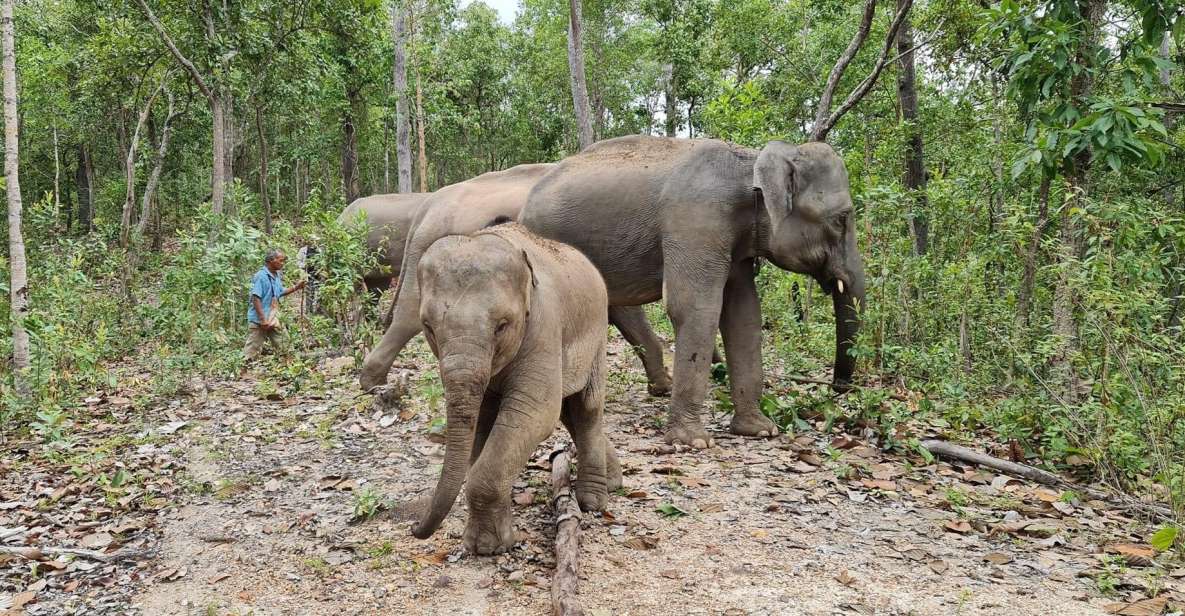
359 367 388 392
463 509 516 556
730 412 780 438
574 479 608 512
647 376 673 397
663 423 714 449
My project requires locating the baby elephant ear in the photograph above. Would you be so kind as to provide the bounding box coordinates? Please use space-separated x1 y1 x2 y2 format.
521 249 538 288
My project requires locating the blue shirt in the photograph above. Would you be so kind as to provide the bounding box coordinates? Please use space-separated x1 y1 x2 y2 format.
247 267 285 324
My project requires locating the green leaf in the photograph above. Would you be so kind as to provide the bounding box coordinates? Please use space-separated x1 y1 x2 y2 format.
656 503 687 518
1149 526 1178 551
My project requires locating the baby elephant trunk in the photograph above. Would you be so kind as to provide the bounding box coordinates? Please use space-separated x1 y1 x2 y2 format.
411 349 490 539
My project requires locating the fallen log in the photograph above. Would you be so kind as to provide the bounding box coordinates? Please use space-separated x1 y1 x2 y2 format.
0 543 149 563
920 439 1176 520
550 446 584 616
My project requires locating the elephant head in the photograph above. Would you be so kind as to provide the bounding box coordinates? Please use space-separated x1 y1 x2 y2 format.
409 233 535 539
753 141 865 392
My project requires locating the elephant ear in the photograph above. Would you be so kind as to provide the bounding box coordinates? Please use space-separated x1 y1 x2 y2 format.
520 249 538 288
753 141 798 235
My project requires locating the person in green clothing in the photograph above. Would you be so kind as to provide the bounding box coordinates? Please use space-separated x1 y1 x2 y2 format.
244 249 306 360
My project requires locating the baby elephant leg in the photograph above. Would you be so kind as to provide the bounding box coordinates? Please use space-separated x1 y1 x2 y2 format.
560 386 613 512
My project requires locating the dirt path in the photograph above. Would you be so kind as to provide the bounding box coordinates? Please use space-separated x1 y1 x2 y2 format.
3 339 1181 615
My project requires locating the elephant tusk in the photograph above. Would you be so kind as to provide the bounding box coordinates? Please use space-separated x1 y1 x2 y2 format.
837 280 845 295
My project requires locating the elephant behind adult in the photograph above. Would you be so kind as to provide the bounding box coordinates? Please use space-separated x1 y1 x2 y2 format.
519 136 866 448
336 192 430 294
357 163 674 396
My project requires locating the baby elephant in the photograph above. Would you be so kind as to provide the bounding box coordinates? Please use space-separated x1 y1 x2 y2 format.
410 222 622 555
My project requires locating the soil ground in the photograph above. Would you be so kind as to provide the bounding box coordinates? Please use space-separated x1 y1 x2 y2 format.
2 337 1182 616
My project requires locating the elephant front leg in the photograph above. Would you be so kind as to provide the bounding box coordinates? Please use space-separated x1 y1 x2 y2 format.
465 376 560 555
609 305 672 397
720 258 778 438
662 254 730 449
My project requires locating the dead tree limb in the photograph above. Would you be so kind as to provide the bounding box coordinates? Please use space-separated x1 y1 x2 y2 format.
0 543 149 563
810 0 914 142
550 446 584 616
920 439 1176 520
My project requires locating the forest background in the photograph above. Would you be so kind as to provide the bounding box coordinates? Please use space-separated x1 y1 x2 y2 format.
1 0 1183 519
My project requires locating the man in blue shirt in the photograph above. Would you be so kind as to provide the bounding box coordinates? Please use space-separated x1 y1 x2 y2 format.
244 249 306 360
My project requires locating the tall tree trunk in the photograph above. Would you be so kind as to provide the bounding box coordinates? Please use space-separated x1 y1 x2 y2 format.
392 1 412 193
416 74 428 192
138 88 177 237
254 102 272 234
1017 176 1051 330
1051 0 1105 405
52 119 60 226
896 0 927 257
3 0 30 389
342 101 361 204
662 62 676 137
383 119 390 192
210 94 226 214
566 0 595 150
76 144 94 232
224 86 235 190
1161 32 1181 329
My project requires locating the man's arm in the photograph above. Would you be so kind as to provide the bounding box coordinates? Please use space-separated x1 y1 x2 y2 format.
252 295 270 331
281 278 307 297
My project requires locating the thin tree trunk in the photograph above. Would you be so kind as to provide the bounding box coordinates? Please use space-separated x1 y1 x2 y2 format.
52 119 60 226
3 0 30 388
137 86 177 238
121 82 162 249
662 62 676 137
211 94 226 214
392 1 412 193
76 144 94 232
896 0 927 257
566 0 595 150
383 119 390 192
1017 176 1051 329
254 102 273 234
342 102 361 203
416 74 428 192
1160 32 1181 329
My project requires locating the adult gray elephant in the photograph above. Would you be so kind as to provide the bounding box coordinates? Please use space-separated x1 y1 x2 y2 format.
519 136 865 449
358 163 674 396
336 192 430 293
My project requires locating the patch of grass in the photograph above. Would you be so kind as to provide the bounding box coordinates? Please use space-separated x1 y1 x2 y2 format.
302 556 331 576
352 487 389 520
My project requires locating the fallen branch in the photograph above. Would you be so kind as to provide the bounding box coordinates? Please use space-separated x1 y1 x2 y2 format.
550 446 584 616
920 439 1176 520
0 543 150 563
0 526 27 541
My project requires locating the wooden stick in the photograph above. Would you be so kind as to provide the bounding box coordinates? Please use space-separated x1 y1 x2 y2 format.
782 375 909 401
550 446 584 616
0 543 149 563
920 439 1176 520
0 526 27 541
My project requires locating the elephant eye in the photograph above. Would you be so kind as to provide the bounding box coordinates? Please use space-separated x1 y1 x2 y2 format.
495 320 510 335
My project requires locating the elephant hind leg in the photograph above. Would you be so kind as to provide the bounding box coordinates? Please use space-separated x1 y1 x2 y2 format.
609 305 672 397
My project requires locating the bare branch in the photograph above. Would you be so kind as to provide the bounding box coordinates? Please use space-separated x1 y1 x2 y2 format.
133 0 214 102
811 0 915 142
811 0 878 140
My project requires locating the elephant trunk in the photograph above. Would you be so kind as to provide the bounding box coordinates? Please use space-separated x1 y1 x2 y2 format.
411 348 491 539
831 252 865 393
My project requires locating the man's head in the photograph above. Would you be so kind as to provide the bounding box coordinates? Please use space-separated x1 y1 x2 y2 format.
265 249 288 272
